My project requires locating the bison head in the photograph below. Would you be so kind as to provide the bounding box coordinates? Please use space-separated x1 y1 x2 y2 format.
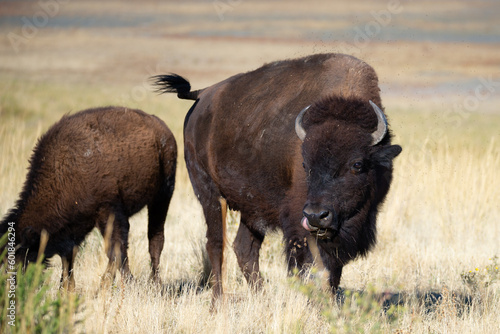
296 97 401 255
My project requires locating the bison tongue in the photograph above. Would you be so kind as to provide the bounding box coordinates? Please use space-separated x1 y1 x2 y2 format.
301 217 317 231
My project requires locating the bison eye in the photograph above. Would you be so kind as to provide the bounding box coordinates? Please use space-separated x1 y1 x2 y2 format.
351 161 363 173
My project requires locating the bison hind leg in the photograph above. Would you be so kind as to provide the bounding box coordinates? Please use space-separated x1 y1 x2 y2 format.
147 181 174 284
184 149 226 306
233 221 264 291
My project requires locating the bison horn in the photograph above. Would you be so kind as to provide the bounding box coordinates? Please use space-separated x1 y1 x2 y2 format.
369 100 387 145
295 105 310 141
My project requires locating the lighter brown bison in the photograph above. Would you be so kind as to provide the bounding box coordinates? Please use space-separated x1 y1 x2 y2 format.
0 106 177 288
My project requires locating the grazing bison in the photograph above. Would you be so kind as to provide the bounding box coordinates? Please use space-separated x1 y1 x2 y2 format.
0 106 177 288
153 53 401 302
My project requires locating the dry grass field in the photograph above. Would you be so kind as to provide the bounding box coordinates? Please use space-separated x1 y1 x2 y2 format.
1 1 499 333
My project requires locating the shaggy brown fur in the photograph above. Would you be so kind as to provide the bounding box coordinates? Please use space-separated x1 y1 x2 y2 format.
0 106 177 288
153 53 401 303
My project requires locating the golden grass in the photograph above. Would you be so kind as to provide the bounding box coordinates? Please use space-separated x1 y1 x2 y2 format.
0 78 499 332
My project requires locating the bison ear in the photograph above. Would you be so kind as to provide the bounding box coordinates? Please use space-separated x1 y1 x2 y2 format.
371 145 402 169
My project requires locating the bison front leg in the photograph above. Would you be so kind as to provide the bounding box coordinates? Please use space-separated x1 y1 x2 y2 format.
281 211 314 277
100 211 132 284
318 247 344 293
233 222 264 291
329 265 343 291
284 235 314 277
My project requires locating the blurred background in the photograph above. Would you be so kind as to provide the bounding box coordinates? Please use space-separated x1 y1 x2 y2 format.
1 0 499 108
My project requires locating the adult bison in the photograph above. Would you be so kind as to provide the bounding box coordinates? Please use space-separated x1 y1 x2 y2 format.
153 53 401 302
0 106 177 289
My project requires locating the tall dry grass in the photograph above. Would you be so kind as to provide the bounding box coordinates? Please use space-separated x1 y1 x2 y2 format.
0 78 499 333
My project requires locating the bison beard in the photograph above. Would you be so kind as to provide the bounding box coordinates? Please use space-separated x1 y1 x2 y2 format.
152 53 402 304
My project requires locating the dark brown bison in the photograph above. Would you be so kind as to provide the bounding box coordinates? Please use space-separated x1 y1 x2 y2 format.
153 53 401 302
0 106 177 289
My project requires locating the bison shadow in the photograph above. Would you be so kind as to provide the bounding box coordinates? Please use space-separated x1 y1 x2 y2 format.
334 287 474 315
157 275 474 317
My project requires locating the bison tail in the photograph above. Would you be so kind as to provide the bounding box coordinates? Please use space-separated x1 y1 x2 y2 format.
150 74 200 100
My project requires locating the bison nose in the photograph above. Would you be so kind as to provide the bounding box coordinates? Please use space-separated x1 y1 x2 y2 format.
302 204 336 230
